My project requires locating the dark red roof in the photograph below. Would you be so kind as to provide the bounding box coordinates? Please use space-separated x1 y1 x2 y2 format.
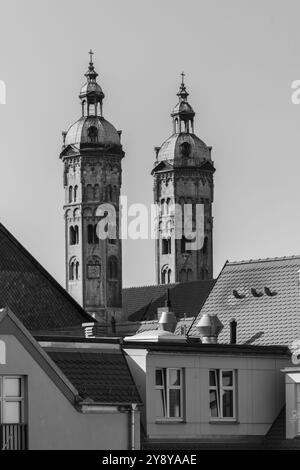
0 223 92 330
48 349 141 404
123 280 215 322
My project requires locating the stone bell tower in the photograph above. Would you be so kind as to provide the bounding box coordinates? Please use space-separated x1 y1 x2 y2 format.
60 51 124 321
152 74 215 285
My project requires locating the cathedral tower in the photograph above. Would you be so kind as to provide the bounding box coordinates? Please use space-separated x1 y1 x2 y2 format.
60 52 124 321
152 74 215 284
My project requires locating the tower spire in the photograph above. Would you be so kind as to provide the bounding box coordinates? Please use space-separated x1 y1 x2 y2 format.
79 50 105 117
171 73 195 134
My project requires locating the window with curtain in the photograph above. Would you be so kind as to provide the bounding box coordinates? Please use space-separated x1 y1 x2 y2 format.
209 369 236 419
155 368 183 420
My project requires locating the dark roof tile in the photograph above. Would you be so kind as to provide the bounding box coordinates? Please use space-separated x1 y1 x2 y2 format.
123 280 215 322
0 223 91 330
48 349 141 404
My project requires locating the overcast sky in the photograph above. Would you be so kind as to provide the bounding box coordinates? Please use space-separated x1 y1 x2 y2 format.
0 0 300 287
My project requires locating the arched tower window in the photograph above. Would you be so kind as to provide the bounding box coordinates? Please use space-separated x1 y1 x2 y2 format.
161 266 171 285
87 224 94 244
69 186 73 203
70 225 79 245
75 261 80 280
69 258 79 281
187 269 193 281
74 185 78 202
161 199 166 216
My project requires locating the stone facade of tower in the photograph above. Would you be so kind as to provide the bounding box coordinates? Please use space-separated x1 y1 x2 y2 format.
152 77 215 285
60 54 124 321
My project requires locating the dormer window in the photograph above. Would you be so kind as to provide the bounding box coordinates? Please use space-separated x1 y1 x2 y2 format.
88 126 98 143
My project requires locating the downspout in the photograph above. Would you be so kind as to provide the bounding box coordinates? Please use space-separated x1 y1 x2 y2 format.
130 404 138 450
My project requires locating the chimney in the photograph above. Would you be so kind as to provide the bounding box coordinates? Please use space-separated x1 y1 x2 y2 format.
230 318 237 344
196 313 224 344
158 289 177 333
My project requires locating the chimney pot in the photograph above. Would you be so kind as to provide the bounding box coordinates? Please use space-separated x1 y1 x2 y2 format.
197 313 224 343
230 318 237 344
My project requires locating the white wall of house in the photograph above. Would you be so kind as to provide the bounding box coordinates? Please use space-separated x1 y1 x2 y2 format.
125 348 288 441
0 335 140 450
283 368 300 439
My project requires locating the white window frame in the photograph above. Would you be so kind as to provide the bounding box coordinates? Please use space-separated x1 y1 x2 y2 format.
0 376 25 424
209 369 236 421
155 367 184 421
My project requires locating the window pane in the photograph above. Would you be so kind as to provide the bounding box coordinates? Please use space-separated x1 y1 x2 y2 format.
223 390 234 417
209 370 217 386
222 371 233 387
209 390 219 417
169 369 180 386
155 389 166 418
4 402 21 424
4 378 21 397
169 389 181 417
155 369 163 386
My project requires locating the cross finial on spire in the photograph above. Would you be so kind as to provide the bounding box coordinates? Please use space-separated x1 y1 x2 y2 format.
89 49 94 64
181 71 185 85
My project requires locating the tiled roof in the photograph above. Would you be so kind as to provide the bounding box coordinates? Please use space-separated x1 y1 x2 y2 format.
48 349 141 404
188 256 300 346
123 280 215 322
0 223 92 330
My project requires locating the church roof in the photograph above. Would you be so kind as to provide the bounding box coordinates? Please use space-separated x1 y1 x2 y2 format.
123 280 215 322
188 256 300 346
156 132 211 164
0 223 92 331
64 116 121 149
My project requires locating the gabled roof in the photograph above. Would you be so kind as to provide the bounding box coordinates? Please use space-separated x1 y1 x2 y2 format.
188 256 300 346
0 307 140 407
0 223 92 330
123 280 215 322
151 160 174 174
47 348 141 404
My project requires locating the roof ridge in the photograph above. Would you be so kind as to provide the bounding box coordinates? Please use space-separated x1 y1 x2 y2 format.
123 279 214 290
123 282 178 290
227 255 300 266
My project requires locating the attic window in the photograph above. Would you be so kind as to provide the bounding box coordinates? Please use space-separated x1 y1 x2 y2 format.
232 290 245 299
88 126 98 143
251 288 263 298
264 287 277 297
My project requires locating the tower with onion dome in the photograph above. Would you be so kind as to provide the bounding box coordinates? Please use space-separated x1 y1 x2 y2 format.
152 74 215 285
60 51 124 321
